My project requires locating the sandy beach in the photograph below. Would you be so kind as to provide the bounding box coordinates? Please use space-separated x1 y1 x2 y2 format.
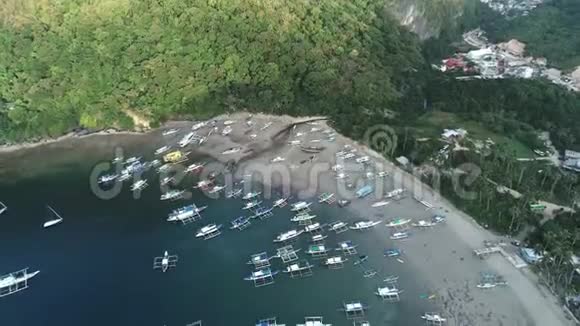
1 112 574 325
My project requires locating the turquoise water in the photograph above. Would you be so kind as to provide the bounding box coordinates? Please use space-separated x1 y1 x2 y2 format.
0 149 433 326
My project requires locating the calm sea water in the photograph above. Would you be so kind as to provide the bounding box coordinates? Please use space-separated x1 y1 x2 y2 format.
0 147 433 326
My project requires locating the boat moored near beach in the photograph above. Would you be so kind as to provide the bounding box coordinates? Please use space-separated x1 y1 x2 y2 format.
243 200 262 210
421 313 446 324
376 286 403 302
162 128 179 136
329 221 349 234
43 205 64 228
242 191 262 200
167 204 206 224
154 145 171 155
350 220 381 231
390 232 409 240
98 173 118 184
255 317 285 326
340 301 368 320
383 248 401 257
412 220 436 228
306 244 329 258
130 180 148 192
290 201 311 212
355 185 374 198
385 218 412 228
226 188 243 199
283 260 314 278
273 197 288 208
323 256 347 269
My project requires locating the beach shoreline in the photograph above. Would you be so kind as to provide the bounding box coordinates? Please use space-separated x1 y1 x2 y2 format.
1 112 573 325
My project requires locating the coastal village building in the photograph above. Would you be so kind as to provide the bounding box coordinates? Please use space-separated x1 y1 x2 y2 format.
499 39 526 57
562 150 580 173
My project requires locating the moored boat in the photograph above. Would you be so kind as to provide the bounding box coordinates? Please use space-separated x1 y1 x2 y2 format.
185 162 205 173
350 220 381 230
390 232 409 240
162 128 179 136
167 204 206 222
412 220 435 227
42 205 63 228
179 132 197 147
242 191 262 200
290 201 311 211
421 313 446 323
195 224 222 239
371 200 390 208
130 180 148 191
230 216 251 230
243 200 262 210
160 189 185 201
355 185 374 198
226 188 243 198
385 218 412 228
0 268 40 297
290 213 316 223
273 229 303 243
273 197 288 207
154 145 171 155
98 173 118 184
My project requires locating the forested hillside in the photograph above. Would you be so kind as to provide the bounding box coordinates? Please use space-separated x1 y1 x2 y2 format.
0 0 424 142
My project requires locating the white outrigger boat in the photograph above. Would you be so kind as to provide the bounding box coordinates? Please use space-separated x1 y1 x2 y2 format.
152 251 178 272
226 188 243 198
304 222 321 233
371 200 390 208
0 201 6 215
248 252 275 269
306 244 329 258
194 179 213 189
244 268 278 287
311 234 327 243
124 156 141 165
154 145 172 155
412 220 436 228
243 200 262 210
98 173 118 184
230 216 251 230
160 189 185 201
476 282 497 289
390 232 409 240
355 156 370 163
273 229 304 243
271 156 285 163
296 316 331 326
195 224 222 240
250 206 274 219
242 191 262 200
318 192 335 204
179 132 197 147
0 268 40 297
290 213 316 223
385 218 412 228
130 180 148 191
185 162 205 173
192 121 207 131
256 317 286 326
385 188 405 199
167 204 206 223
323 256 347 268
221 147 241 155
421 313 446 324
376 286 403 301
350 220 381 230
43 205 64 228
273 197 288 208
290 201 311 211
160 176 174 186
208 185 225 194
162 128 179 136
221 125 233 136
283 260 314 278
329 221 349 233
340 301 369 319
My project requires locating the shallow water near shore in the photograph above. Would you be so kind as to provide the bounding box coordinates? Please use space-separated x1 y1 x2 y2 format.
0 135 437 326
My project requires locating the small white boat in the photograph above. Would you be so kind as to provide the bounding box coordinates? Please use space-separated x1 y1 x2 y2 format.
318 193 334 203
273 229 304 243
296 316 331 326
167 204 206 222
323 256 347 267
157 164 171 174
42 205 63 228
191 121 207 131
271 156 285 163
112 156 123 164
223 120 236 126
377 171 389 177
243 200 262 210
311 234 327 243
208 185 225 194
179 132 196 147
355 156 370 163
221 125 233 136
386 218 412 228
290 213 316 223
0 269 40 296
0 201 6 215
376 286 403 297
371 200 390 208
290 201 311 211
385 188 404 199
329 221 349 232
194 179 213 189
226 188 243 198
160 176 174 186
98 174 118 184
343 152 355 159
412 220 435 227
195 224 222 239
421 313 446 323
477 283 497 289
390 232 409 240
273 197 288 207
160 190 185 201
221 147 241 155
350 220 381 230
117 172 131 182
288 140 301 145
260 122 273 131
154 145 171 155
304 222 321 233
162 128 179 136
152 251 179 273
242 192 261 200
130 180 148 191
335 172 348 180
124 156 141 165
